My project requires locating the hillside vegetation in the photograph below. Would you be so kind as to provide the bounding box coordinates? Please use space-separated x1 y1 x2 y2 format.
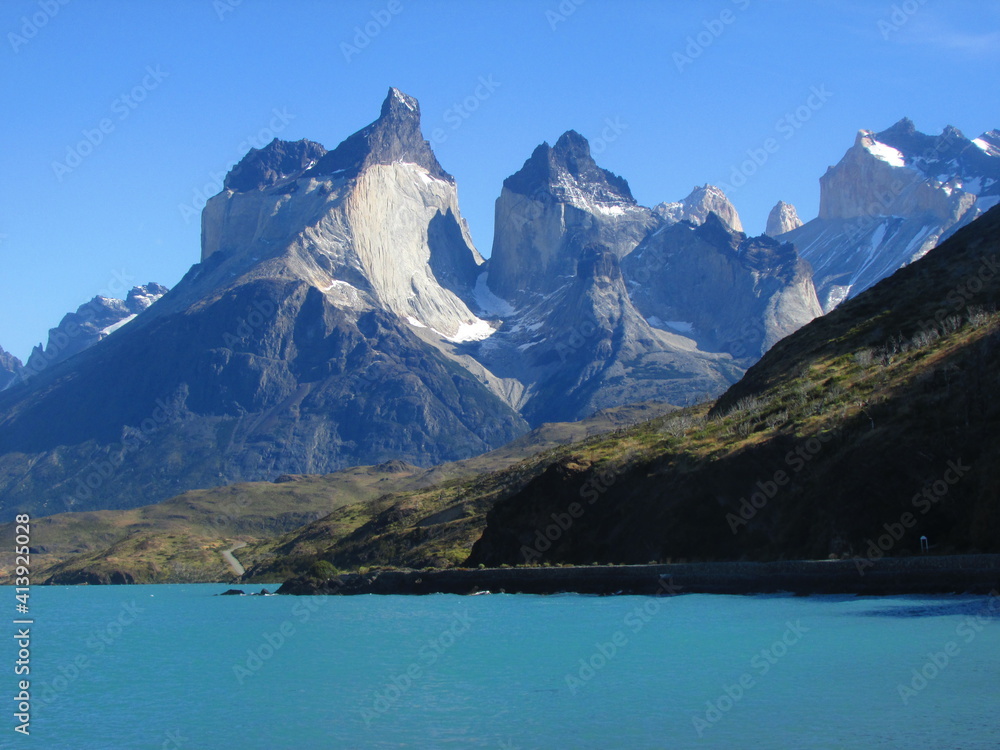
0 403 672 583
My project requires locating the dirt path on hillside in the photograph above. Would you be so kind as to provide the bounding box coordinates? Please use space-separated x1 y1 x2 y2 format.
222 542 248 577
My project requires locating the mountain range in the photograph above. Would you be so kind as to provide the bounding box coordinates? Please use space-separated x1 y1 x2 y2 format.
15 204 999 584
0 88 996 522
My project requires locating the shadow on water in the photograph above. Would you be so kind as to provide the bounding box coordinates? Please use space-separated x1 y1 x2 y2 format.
850 594 1000 619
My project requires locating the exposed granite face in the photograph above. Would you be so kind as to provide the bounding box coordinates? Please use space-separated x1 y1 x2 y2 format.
765 201 802 237
0 346 22 391
488 129 654 301
654 185 744 233
795 118 999 311
623 215 822 358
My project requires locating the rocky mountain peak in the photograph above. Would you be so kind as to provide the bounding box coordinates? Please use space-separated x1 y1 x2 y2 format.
765 201 803 237
879 116 916 138
308 87 451 182
19 283 168 382
653 185 743 233
503 130 635 207
819 119 999 223
126 282 170 312
224 138 328 193
974 130 1000 157
0 346 23 391
381 86 421 119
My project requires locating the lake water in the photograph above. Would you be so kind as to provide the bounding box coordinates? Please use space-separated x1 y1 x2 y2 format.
2 584 999 749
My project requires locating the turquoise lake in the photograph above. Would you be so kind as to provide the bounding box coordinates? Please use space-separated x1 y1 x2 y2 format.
2 585 999 749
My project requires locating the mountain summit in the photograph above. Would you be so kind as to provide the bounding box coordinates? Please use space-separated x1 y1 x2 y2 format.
307 87 451 183
789 119 999 309
0 88 525 519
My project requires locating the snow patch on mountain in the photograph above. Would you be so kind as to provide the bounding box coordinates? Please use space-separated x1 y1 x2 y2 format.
864 138 906 167
473 272 514 316
100 314 137 337
445 319 496 343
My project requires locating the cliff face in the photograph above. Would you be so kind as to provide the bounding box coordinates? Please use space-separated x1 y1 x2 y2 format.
0 346 22 391
487 131 655 301
765 201 802 237
791 119 999 310
467 207 1000 568
623 215 822 359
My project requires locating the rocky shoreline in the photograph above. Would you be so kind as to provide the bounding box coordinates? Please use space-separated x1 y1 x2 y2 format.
276 554 1000 597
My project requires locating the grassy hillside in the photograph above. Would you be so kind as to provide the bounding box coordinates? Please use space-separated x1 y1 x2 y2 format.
1 402 673 583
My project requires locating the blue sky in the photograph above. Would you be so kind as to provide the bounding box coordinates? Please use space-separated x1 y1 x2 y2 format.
2 0 998 361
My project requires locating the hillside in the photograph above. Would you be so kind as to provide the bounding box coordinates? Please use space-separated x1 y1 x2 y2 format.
0 402 672 584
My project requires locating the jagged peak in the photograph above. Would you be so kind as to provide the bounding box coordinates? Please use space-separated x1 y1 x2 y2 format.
654 184 743 233
694 211 741 250
765 201 802 237
308 87 451 183
224 138 328 192
503 129 635 206
382 87 420 118
878 117 916 138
